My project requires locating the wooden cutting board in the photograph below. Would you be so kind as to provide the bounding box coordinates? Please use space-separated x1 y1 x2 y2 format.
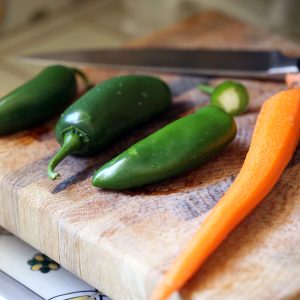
1 10 300 300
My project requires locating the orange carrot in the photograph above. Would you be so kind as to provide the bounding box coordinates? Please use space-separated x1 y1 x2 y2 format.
151 89 300 300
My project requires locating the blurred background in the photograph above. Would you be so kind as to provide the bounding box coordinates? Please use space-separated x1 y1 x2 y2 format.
1 0 299 39
0 0 299 93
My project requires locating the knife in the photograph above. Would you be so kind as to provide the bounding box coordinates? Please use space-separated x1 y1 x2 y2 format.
20 48 300 80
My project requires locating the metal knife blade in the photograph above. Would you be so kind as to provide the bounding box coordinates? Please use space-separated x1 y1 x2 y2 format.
19 48 300 80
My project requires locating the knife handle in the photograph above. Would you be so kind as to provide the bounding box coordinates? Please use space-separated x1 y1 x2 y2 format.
286 73 300 88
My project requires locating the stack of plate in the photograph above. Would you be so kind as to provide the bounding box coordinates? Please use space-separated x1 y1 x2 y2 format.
0 227 111 300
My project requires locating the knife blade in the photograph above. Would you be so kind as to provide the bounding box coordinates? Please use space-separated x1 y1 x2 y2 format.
20 48 300 80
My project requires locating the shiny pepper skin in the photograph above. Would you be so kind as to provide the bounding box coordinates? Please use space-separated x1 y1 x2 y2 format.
92 105 237 190
0 65 91 135
48 74 172 179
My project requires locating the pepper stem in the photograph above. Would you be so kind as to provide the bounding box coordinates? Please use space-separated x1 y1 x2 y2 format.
48 132 82 180
72 68 93 89
198 84 215 95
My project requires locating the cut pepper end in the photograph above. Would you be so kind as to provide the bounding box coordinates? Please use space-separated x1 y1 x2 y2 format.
211 81 249 116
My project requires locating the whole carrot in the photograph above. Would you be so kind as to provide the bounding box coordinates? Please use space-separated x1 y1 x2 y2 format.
151 89 300 300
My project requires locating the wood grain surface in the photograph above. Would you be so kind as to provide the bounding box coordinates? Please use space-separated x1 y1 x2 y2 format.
0 10 300 300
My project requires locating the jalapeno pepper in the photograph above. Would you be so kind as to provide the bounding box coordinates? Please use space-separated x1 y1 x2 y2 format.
47 75 172 180
92 105 237 190
0 65 91 135
198 80 249 116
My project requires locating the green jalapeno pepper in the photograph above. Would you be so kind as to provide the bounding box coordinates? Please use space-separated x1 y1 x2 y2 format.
47 75 172 180
92 105 237 190
0 65 91 135
198 80 249 116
